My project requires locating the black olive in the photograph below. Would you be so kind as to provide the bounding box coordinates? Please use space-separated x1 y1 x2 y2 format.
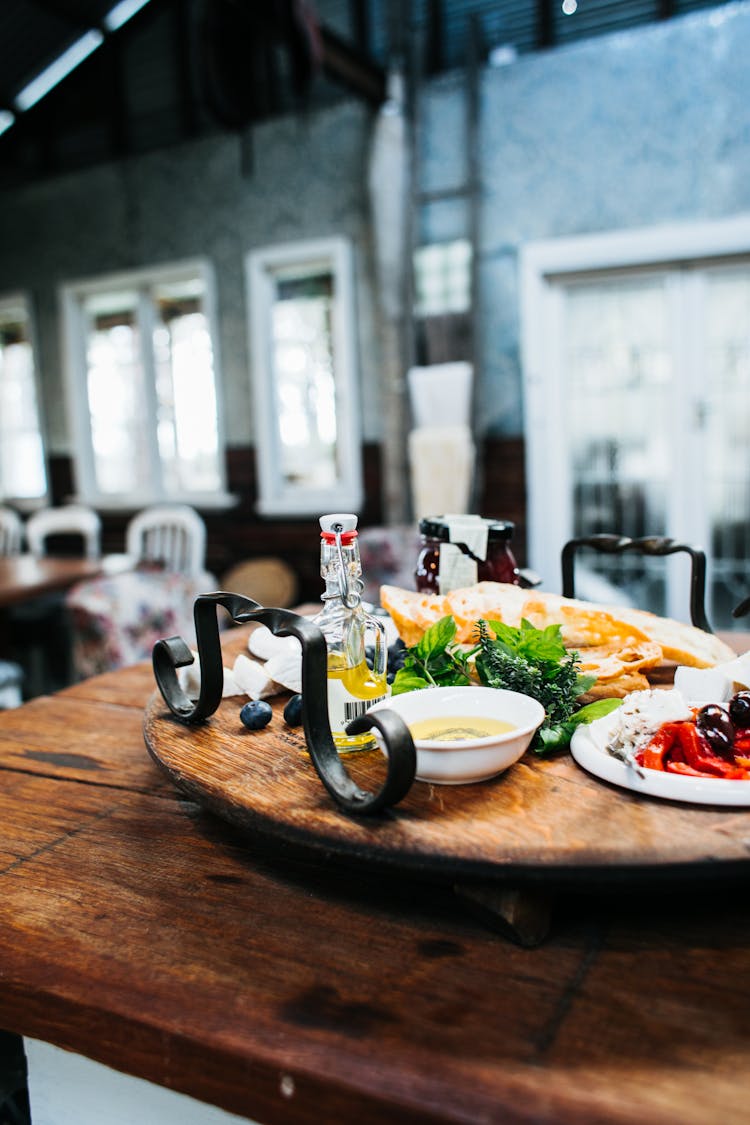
696 703 734 755
729 691 750 729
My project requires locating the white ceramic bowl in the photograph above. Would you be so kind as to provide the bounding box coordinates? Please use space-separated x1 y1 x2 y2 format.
370 685 545 785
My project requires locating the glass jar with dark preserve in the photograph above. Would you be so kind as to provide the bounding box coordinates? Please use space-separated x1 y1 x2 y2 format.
415 516 520 595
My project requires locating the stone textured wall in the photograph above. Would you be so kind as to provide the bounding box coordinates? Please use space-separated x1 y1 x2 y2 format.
422 0 750 433
0 100 378 451
1 2 750 454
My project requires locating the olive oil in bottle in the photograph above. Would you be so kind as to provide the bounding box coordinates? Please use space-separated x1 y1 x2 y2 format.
314 514 388 752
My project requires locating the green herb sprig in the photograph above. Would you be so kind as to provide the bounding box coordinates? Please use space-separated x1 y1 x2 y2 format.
391 616 472 694
390 614 621 753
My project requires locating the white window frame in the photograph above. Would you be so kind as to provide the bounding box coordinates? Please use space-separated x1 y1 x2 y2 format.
246 236 363 517
0 290 48 509
520 213 750 596
61 258 232 510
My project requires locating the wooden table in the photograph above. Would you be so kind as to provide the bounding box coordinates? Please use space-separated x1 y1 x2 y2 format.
0 553 131 609
2 627 750 1124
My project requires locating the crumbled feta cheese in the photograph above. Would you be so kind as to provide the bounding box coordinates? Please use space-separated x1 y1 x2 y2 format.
606 688 692 763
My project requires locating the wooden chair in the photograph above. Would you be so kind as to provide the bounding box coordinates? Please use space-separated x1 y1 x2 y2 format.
220 557 299 608
25 505 101 560
7 506 100 698
126 505 207 577
0 507 23 556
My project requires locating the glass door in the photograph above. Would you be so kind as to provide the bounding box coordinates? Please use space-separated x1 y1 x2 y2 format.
700 264 750 628
524 248 750 630
560 272 676 614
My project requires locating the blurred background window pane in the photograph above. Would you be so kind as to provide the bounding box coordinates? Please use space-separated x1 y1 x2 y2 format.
0 297 47 502
248 237 362 516
270 271 338 491
66 265 223 504
414 240 472 317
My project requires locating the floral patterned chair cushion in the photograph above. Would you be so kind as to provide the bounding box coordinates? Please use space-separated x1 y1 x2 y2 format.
65 564 216 681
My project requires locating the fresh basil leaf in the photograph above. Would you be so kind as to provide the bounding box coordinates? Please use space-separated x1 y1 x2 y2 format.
570 697 622 726
533 721 576 753
517 621 567 664
391 669 430 695
416 615 456 662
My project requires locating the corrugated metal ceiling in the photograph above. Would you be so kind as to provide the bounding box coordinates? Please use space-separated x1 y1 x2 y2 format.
0 0 736 188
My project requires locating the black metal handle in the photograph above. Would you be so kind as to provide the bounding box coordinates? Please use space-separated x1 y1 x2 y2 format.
560 534 712 633
732 595 750 621
152 592 416 815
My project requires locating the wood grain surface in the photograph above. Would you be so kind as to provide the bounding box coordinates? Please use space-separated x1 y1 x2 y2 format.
3 624 750 1124
143 689 750 881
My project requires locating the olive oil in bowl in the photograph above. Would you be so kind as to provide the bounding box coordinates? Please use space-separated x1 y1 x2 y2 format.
369 686 545 785
408 716 516 743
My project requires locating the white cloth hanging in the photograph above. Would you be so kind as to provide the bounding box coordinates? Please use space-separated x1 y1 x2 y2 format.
408 425 475 520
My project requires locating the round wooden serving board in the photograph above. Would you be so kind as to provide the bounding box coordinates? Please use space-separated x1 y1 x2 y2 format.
143 690 750 885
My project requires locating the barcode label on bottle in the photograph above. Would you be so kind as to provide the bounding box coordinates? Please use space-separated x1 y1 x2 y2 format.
344 696 386 721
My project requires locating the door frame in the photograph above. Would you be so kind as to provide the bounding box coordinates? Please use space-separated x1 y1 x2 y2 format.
520 213 750 596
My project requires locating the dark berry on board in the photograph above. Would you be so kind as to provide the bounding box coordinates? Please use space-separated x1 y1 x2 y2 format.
283 694 304 727
240 700 273 730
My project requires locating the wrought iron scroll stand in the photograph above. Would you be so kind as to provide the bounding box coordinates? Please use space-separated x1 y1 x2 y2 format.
152 592 416 816
150 593 553 947
561 534 712 633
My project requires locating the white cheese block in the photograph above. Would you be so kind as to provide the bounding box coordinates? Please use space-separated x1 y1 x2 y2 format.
247 624 301 662
673 664 732 703
263 650 302 694
177 650 243 699
232 653 279 700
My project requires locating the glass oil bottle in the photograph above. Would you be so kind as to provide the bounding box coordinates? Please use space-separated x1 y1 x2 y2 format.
314 513 388 752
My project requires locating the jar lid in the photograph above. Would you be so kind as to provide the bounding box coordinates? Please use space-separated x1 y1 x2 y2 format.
419 516 515 541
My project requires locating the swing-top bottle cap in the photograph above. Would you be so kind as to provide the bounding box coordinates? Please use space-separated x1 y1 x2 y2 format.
319 513 358 535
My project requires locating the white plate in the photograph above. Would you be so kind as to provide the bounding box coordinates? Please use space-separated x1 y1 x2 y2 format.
570 709 750 806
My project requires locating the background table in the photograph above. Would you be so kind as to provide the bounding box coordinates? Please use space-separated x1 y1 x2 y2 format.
0 553 131 609
2 626 750 1123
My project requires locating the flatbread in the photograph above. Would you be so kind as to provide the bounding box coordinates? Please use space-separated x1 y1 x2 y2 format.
576 640 663 683
593 604 735 668
379 582 736 685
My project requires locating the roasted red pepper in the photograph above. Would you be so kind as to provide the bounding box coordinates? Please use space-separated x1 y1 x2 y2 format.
677 722 746 779
666 761 710 777
639 723 683 771
639 719 750 779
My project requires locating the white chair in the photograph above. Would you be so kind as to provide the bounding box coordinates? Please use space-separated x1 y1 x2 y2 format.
25 505 101 560
0 507 23 556
126 505 207 576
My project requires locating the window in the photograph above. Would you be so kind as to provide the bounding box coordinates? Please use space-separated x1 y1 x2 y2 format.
0 293 47 505
246 237 363 516
414 239 472 317
521 216 750 630
62 260 229 508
